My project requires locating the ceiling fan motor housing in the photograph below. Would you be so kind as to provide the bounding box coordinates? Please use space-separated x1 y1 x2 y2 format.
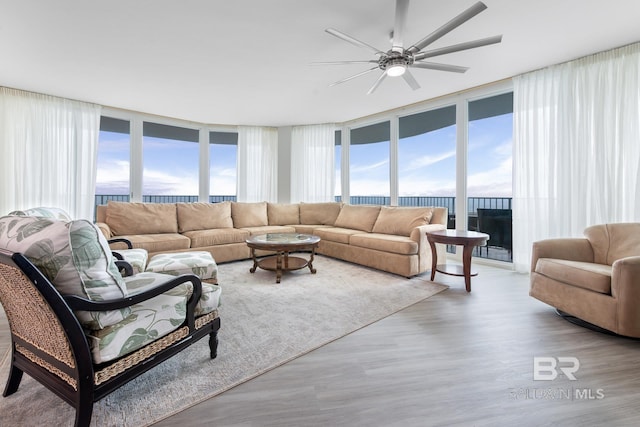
379 53 412 72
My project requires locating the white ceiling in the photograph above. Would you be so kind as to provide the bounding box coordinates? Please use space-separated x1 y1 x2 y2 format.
2 0 639 127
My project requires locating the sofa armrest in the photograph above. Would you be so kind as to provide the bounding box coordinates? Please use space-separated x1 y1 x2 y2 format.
413 224 447 272
530 238 594 273
95 221 112 239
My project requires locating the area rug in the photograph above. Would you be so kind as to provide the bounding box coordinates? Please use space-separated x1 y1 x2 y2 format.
0 255 447 426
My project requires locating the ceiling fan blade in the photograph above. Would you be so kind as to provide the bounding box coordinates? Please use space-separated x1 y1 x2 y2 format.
367 72 387 95
392 0 410 53
407 1 488 54
402 69 421 91
312 60 379 65
411 61 469 73
330 67 380 87
325 28 386 56
413 35 503 60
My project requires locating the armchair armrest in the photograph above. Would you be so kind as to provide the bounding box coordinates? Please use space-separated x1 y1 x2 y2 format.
612 256 640 299
530 238 594 272
64 273 202 311
108 237 133 250
611 256 640 336
114 260 134 277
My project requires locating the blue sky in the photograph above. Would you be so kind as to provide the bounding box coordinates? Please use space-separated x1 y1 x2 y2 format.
97 113 512 198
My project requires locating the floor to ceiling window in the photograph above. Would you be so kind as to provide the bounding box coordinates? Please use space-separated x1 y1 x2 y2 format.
142 122 199 203
209 131 238 202
349 121 390 205
398 105 457 223
467 92 513 262
96 117 131 205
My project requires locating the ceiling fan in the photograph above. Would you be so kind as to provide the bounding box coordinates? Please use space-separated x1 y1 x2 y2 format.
314 0 502 94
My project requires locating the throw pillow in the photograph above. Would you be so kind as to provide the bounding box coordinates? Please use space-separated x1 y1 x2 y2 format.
106 201 178 236
267 203 300 225
231 202 268 228
299 202 343 225
333 204 381 232
177 201 233 232
372 206 434 237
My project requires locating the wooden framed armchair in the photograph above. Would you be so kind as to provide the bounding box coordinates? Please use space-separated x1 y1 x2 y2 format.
0 215 221 426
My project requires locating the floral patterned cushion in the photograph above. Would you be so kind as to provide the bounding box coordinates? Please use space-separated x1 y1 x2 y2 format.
7 206 72 221
87 272 222 363
113 248 149 274
145 251 218 281
0 215 129 329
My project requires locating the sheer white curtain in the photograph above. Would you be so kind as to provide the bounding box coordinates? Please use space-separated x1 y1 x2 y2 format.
236 125 278 202
512 43 640 272
0 87 101 220
290 123 336 202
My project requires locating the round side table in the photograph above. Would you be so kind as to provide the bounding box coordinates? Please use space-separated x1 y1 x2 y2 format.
426 229 489 292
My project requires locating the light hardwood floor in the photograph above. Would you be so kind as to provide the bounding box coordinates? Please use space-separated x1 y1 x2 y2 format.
154 264 640 427
2 263 640 426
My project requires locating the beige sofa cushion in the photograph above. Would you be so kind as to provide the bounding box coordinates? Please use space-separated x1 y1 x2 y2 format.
313 227 363 244
535 258 612 294
182 228 250 247
334 205 381 232
118 233 191 253
268 203 300 225
299 202 343 225
106 201 178 236
177 201 233 232
231 202 268 228
350 233 419 255
372 206 434 237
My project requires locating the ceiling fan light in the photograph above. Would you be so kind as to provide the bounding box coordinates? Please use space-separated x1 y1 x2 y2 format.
386 63 406 77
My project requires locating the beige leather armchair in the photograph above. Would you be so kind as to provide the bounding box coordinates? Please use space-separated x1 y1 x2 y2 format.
530 223 640 338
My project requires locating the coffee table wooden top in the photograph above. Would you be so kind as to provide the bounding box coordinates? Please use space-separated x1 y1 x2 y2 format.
426 229 489 246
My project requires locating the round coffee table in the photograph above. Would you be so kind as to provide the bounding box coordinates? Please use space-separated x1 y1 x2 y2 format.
426 229 489 292
246 233 321 283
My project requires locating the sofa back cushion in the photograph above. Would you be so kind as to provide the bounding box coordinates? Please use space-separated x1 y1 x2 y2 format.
231 202 268 228
299 202 343 225
106 201 178 236
334 204 381 232
177 202 233 232
268 203 300 225
584 223 640 265
372 206 434 237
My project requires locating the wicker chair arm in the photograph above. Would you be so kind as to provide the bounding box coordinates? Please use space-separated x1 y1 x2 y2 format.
64 274 203 312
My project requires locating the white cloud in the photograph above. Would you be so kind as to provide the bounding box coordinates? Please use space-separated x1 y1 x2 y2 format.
406 150 456 171
467 157 512 197
350 159 388 174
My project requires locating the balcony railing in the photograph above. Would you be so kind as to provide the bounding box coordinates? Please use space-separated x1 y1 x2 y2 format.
95 195 512 263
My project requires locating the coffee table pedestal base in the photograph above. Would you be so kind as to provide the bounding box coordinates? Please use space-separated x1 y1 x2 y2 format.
250 250 317 283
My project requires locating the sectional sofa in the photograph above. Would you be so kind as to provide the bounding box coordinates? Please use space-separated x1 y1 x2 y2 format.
96 201 448 277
